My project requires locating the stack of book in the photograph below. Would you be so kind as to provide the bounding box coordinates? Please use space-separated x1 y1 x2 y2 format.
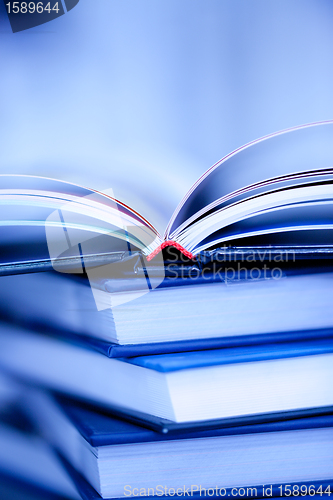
0 122 333 499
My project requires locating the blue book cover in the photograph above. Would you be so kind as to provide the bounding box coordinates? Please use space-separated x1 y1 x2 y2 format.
53 392 333 434
50 327 333 359
56 393 333 446
124 337 333 372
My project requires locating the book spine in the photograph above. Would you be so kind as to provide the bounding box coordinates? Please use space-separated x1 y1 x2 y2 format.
147 241 194 261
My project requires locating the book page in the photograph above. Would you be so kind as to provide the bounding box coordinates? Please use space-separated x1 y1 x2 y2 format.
0 175 161 265
168 121 333 239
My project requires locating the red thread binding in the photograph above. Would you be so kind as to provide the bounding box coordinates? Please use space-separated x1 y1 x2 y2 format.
147 241 194 261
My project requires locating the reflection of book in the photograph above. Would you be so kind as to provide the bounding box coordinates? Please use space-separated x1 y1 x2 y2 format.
1 324 333 428
0 423 80 500
0 372 76 500
2 121 333 274
24 388 333 500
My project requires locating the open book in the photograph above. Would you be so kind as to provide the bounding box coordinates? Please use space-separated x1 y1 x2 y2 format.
1 121 333 272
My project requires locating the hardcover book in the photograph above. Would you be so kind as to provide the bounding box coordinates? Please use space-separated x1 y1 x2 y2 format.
1 323 333 430
0 269 333 354
23 388 333 500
